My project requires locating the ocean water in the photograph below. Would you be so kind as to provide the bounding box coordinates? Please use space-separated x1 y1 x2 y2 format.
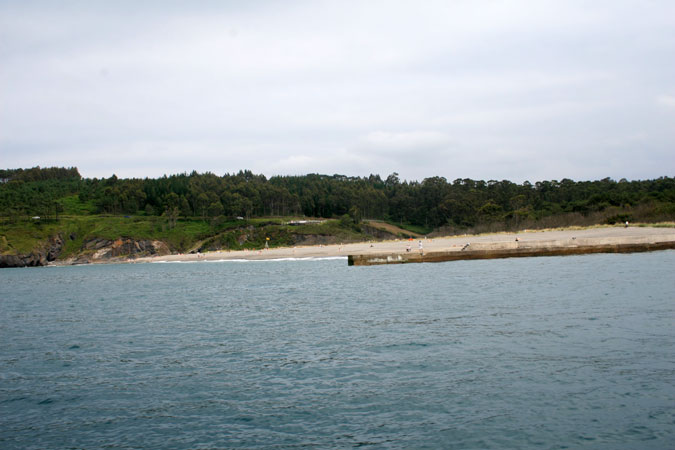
1 252 674 449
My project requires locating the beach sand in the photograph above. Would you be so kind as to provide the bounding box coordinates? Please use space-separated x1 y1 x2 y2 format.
134 226 675 264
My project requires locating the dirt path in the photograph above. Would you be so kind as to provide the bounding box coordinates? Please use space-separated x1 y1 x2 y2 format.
364 220 423 238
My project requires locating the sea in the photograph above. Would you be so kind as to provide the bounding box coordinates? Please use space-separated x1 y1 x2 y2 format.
1 251 674 449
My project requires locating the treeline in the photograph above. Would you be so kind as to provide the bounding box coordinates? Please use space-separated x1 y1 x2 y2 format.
1 167 674 231
0 167 81 183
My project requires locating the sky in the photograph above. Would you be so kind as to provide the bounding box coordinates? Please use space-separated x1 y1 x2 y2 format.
1 0 674 182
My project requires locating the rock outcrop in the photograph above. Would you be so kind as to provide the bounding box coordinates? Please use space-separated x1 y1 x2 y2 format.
46 234 64 261
0 235 170 268
0 252 46 268
83 237 170 262
0 234 64 268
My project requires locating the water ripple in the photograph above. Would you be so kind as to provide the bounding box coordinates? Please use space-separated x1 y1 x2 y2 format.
1 252 674 448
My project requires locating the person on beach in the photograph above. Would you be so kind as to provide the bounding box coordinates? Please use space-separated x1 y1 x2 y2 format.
418 240 423 254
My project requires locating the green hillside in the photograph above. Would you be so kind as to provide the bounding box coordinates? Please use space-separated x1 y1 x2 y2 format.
1 167 674 264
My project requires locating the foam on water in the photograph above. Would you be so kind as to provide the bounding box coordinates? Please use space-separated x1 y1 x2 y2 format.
206 256 348 262
151 256 348 263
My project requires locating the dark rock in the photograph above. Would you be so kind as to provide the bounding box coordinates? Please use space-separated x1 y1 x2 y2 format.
46 235 64 261
0 234 60 267
0 254 25 268
72 256 90 265
103 238 166 259
96 239 112 250
2 236 169 268
83 238 112 250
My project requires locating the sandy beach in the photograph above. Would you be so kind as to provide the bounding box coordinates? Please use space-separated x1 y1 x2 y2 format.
134 226 675 264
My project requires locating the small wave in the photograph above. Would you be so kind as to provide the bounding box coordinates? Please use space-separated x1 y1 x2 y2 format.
150 256 347 264
206 256 347 263
150 260 199 264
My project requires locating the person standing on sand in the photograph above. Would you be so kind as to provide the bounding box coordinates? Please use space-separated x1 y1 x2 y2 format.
418 240 423 254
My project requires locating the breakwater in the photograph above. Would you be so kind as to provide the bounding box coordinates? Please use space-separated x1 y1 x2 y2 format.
348 235 675 266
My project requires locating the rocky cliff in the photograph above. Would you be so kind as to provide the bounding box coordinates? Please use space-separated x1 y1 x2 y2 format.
0 235 170 268
0 234 64 268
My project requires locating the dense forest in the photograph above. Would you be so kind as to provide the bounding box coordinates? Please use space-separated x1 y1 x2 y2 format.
1 167 674 233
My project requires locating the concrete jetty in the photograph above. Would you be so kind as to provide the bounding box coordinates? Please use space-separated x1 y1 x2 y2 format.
348 228 675 266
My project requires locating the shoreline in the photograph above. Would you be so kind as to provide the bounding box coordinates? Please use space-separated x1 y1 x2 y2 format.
124 225 675 266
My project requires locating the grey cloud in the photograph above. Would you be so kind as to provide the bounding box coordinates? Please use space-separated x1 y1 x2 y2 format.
1 0 674 182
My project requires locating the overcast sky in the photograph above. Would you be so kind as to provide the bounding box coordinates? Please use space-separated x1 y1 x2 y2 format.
1 0 674 182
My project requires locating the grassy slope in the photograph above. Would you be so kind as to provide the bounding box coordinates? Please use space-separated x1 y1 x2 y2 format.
0 215 212 257
0 213 370 259
366 220 426 238
382 220 433 235
197 219 366 252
